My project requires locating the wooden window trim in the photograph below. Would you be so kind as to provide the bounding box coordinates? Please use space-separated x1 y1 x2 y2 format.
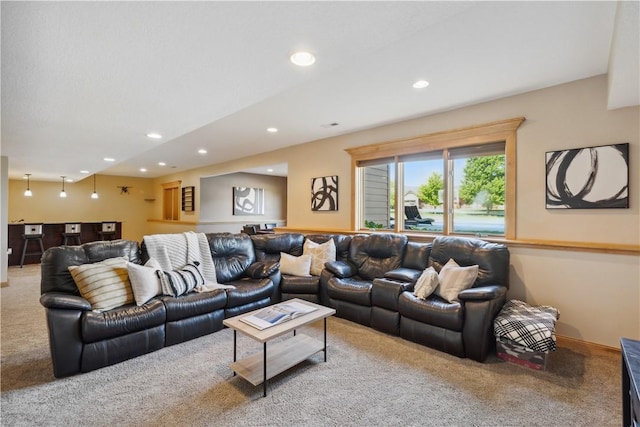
346 117 525 239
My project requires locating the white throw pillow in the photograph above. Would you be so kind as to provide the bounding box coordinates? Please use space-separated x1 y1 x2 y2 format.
413 266 439 300
303 239 337 276
128 258 163 306
279 252 312 277
435 258 479 303
68 257 133 311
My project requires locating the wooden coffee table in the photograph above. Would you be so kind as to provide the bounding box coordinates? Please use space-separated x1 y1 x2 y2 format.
223 299 335 397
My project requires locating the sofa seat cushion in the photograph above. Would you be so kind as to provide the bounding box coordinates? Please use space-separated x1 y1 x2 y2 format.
327 277 372 306
280 275 320 294
225 278 274 308
398 292 463 331
82 299 166 343
161 290 227 322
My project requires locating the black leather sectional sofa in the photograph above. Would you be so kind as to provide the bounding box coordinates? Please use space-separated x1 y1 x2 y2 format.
40 232 509 378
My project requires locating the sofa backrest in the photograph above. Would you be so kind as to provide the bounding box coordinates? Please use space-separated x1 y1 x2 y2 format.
349 233 408 280
206 232 256 283
41 240 141 295
305 234 353 262
402 241 432 271
251 233 304 263
428 236 510 288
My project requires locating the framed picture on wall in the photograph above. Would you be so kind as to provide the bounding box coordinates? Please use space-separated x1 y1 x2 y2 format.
311 175 338 211
233 187 265 215
545 143 629 209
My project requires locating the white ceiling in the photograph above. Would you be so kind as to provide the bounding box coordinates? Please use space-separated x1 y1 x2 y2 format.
2 1 638 182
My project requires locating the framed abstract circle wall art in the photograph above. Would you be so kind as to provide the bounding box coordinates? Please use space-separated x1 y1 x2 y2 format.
545 143 629 209
233 187 265 215
311 175 338 211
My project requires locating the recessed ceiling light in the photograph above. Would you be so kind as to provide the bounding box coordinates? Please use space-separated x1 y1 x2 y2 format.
104 157 115 162
267 127 278 133
146 133 163 139
198 149 207 154
158 162 166 166
412 80 430 89
267 168 274 172
290 51 316 67
80 170 89 174
140 168 147 172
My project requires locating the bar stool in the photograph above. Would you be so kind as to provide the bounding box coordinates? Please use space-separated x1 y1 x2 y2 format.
98 222 117 240
20 223 45 268
62 223 82 246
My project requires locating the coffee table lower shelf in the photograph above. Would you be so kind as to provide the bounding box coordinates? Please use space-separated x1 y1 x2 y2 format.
230 333 324 386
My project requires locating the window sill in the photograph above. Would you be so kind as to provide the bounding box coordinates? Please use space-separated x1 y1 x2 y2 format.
280 227 639 256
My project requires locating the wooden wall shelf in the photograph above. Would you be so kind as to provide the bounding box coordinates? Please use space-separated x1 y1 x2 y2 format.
182 186 195 212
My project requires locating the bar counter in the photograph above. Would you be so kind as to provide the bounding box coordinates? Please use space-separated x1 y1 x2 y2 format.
7 222 122 266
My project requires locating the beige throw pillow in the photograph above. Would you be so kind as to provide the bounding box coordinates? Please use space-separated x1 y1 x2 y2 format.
303 239 337 276
413 266 439 300
279 252 312 277
69 257 133 311
435 258 479 303
128 258 163 306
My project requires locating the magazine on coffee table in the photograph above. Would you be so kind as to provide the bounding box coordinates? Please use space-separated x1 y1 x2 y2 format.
240 301 318 330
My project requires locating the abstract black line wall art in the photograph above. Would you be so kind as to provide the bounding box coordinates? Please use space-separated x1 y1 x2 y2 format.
311 175 338 211
545 143 629 209
233 187 265 215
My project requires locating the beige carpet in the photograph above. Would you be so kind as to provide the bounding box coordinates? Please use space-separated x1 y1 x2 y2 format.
1 264 621 426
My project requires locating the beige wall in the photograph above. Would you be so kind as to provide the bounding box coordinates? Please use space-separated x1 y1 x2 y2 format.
6 74 639 347
8 175 155 242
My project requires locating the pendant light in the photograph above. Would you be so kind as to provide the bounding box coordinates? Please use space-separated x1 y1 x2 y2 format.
24 174 33 197
59 176 67 198
91 174 99 199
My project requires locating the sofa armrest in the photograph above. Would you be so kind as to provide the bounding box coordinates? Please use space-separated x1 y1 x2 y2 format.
458 285 506 302
461 286 508 362
40 292 92 311
384 267 421 283
324 260 357 278
246 261 279 279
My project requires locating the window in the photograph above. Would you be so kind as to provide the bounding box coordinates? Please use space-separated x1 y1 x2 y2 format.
450 143 505 235
162 181 181 221
347 117 524 239
360 159 394 230
399 152 443 233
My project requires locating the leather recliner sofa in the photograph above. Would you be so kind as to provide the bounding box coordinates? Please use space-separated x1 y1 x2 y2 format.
396 236 509 362
250 233 354 304
321 233 408 326
40 231 509 378
319 234 509 361
40 233 277 378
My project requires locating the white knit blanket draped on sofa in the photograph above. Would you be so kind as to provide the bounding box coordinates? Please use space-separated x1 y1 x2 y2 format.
143 231 234 292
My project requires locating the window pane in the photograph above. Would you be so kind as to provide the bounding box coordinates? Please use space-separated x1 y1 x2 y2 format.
452 154 505 236
402 157 443 232
362 162 394 230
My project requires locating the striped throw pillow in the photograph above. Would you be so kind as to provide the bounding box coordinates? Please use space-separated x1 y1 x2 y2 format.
159 261 205 297
68 257 133 311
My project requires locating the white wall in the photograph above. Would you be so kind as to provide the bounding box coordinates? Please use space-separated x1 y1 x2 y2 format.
198 172 286 233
